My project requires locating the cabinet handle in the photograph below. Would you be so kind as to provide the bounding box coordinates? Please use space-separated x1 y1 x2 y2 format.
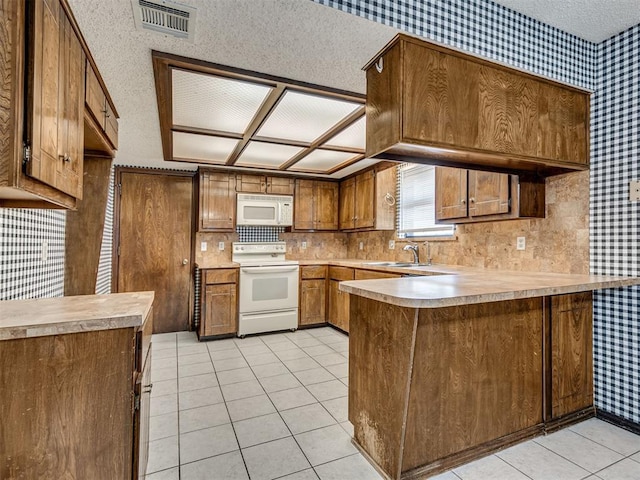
59 154 70 163
461 199 466 204
375 57 384 73
143 382 153 393
469 197 475 203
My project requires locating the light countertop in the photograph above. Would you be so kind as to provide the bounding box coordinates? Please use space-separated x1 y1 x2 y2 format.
339 270 639 308
0 291 154 340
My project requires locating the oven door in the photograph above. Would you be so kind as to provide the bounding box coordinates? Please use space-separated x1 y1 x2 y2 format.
239 265 299 313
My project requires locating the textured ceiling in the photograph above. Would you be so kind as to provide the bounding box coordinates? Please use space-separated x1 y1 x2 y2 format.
492 0 640 43
66 0 639 174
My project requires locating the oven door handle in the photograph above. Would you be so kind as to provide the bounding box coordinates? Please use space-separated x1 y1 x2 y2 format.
241 267 299 274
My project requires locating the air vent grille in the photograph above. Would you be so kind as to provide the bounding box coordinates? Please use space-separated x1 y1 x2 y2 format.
132 0 196 41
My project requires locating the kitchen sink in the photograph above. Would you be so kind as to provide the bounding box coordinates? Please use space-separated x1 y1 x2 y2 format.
363 261 432 268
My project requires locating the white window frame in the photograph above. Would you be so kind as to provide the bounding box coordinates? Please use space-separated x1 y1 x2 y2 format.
396 163 455 239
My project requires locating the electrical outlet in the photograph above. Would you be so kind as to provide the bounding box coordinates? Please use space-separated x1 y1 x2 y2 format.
218 242 225 251
388 240 395 250
359 241 364 251
201 241 207 252
301 241 307 250
516 237 526 251
630 181 640 201
41 240 48 262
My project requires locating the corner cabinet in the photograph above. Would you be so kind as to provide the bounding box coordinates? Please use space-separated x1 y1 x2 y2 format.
199 268 238 338
299 265 327 327
435 166 545 223
364 33 590 176
294 179 339 231
339 166 396 231
0 0 118 208
197 169 236 231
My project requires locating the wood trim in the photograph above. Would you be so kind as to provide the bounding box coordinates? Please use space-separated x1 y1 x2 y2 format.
596 409 640 436
544 407 595 434
152 53 174 163
171 125 244 140
226 85 287 166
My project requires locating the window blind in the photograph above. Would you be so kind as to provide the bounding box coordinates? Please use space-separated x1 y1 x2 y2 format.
397 164 455 238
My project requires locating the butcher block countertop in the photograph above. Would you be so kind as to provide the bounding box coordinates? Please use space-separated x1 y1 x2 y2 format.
339 269 639 308
0 291 155 340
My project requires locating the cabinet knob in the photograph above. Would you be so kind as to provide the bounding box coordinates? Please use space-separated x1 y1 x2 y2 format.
59 153 70 163
469 197 475 203
182 259 188 265
461 199 466 204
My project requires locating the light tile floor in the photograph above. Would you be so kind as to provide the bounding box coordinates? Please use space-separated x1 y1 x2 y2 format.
147 327 640 480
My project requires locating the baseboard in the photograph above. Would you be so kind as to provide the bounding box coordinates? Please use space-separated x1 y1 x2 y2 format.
596 409 640 435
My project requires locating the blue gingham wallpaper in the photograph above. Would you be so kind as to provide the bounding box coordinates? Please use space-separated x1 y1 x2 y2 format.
0 208 66 300
591 25 640 425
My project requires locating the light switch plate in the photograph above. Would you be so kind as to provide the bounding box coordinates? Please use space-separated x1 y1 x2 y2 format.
41 240 48 262
516 237 526 251
389 240 395 250
201 241 207 252
359 241 364 251
301 241 307 250
218 242 225 251
630 181 640 201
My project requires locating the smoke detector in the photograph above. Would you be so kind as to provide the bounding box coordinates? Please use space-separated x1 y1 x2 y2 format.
131 0 197 42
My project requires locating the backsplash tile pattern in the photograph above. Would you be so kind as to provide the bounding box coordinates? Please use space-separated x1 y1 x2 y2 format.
0 208 66 300
95 167 115 294
591 25 640 424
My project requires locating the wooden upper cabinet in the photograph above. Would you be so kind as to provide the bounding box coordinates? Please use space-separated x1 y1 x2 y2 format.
365 34 590 176
85 61 118 152
198 170 235 231
26 0 85 200
436 166 544 223
339 166 396 231
0 0 117 208
294 179 338 231
236 174 295 195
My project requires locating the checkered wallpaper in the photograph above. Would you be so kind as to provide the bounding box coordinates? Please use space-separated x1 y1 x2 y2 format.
590 25 640 425
95 166 115 294
237 226 285 243
0 208 66 300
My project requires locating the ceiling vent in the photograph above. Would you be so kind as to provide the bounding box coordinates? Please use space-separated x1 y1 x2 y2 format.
131 0 197 42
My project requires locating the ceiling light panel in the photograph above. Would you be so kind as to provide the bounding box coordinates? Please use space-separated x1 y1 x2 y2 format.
235 141 304 168
173 132 238 163
290 149 359 172
256 91 361 143
172 69 272 133
324 117 365 149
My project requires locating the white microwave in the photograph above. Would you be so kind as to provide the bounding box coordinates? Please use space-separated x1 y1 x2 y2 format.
236 194 294 226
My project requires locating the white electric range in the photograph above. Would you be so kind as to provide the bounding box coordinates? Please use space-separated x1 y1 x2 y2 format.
232 242 299 337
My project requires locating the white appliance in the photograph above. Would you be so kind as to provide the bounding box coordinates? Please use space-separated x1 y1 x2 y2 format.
233 242 299 337
236 194 293 226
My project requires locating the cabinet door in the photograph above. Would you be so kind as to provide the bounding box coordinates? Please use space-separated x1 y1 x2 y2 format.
236 174 266 193
355 171 375 229
133 347 152 480
339 177 356 230
294 179 315 230
315 181 339 230
199 171 235 231
551 292 593 418
328 279 350 333
266 177 295 195
85 62 106 128
202 284 237 336
468 170 510 218
300 279 326 326
435 167 468 220
104 100 118 149
27 0 85 199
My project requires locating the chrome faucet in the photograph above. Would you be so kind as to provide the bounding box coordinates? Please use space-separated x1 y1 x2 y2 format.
403 243 419 264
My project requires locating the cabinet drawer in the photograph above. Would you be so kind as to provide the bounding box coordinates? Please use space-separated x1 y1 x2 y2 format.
301 265 327 280
354 269 401 280
329 266 355 281
204 268 238 285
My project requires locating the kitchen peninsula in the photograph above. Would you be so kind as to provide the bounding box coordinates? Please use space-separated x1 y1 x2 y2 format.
0 292 154 479
339 270 640 479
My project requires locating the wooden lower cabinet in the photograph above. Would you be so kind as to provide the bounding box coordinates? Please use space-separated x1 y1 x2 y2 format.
200 268 238 337
0 307 153 479
299 265 327 327
328 267 354 332
550 292 593 419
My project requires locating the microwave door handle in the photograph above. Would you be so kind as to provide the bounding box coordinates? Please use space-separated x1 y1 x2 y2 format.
277 202 282 225
241 267 298 274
